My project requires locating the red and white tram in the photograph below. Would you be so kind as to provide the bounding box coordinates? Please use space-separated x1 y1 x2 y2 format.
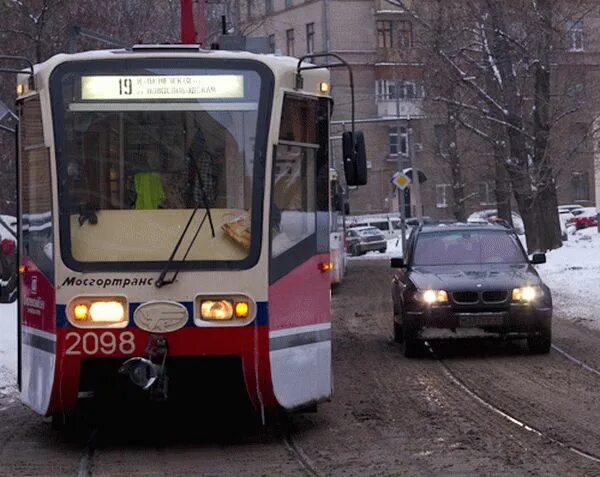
12 45 366 421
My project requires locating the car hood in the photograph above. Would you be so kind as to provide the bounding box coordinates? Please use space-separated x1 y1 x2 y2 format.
409 263 541 291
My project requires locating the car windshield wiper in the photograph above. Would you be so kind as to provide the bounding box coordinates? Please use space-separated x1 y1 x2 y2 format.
155 166 216 288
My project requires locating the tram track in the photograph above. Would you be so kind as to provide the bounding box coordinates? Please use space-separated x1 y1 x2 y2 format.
77 428 97 477
551 343 600 378
282 430 322 477
425 341 600 466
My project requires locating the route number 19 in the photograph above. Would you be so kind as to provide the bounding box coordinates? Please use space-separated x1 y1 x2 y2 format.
119 78 133 95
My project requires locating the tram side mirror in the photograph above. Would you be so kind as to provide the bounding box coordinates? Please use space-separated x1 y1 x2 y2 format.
342 131 367 186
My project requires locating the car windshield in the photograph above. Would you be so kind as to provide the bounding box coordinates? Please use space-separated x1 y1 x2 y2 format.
413 229 527 266
358 228 382 237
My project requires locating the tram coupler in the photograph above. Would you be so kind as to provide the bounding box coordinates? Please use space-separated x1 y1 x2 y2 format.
118 335 169 400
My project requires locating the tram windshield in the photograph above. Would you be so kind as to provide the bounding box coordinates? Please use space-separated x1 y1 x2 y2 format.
51 60 271 271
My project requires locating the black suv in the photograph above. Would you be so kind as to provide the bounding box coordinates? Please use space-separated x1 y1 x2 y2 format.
391 223 552 357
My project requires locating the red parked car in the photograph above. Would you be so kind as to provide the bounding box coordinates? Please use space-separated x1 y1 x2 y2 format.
565 207 598 230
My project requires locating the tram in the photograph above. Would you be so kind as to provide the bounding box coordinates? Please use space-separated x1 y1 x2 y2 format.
10 45 366 421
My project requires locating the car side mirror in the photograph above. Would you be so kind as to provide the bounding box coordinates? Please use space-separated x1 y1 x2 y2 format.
342 130 367 186
390 257 405 268
530 253 546 264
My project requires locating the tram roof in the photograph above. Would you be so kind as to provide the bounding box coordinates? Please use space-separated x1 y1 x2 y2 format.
21 46 331 98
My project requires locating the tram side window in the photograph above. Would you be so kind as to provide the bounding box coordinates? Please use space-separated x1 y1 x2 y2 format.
271 96 320 257
271 145 316 257
19 96 53 280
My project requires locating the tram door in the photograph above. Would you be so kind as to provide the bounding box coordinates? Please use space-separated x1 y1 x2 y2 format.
268 94 333 408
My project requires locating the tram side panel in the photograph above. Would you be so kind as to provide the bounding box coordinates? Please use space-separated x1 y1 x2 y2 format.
18 95 58 415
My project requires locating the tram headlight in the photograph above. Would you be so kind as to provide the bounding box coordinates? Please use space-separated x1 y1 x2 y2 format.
195 295 255 324
89 301 126 322
201 300 234 320
67 297 128 327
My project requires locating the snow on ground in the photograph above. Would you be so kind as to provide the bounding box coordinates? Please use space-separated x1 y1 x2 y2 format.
0 302 17 393
536 228 600 331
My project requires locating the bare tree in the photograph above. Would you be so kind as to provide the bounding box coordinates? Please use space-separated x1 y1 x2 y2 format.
390 0 599 252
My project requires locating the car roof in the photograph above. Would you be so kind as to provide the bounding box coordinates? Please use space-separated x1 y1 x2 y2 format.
417 222 512 234
348 225 380 231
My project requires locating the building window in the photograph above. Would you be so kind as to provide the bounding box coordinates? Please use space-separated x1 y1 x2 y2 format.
478 181 494 205
306 23 315 53
389 126 408 156
246 0 253 19
286 29 295 56
397 20 412 48
266 0 273 14
285 0 293 8
436 184 450 208
376 79 424 100
268 34 276 53
377 79 396 100
567 19 584 51
376 20 393 48
572 171 590 201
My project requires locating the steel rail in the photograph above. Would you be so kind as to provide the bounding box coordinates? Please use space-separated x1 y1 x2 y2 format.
425 341 600 465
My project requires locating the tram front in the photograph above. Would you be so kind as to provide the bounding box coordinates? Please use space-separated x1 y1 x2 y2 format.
19 49 290 418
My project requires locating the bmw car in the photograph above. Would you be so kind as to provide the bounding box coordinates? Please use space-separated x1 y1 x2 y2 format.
391 223 552 357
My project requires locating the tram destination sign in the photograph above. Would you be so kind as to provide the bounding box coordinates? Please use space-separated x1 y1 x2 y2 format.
81 75 244 100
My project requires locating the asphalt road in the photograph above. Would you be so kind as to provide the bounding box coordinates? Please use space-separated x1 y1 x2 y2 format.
1 259 600 476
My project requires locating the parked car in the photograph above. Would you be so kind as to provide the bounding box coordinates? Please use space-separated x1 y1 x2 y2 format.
391 222 552 357
346 214 403 240
557 204 584 214
565 207 598 230
467 209 525 235
0 214 17 303
346 226 387 256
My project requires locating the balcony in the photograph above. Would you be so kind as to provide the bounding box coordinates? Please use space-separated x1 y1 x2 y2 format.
377 98 424 118
374 0 412 14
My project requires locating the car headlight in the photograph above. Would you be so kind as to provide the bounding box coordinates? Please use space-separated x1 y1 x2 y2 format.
67 296 128 328
512 286 541 303
420 289 449 304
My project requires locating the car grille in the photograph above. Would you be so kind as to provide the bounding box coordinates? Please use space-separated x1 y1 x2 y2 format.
452 291 479 304
451 290 509 305
482 290 508 303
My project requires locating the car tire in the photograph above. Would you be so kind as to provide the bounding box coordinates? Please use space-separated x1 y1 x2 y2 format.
403 338 421 358
393 319 403 343
527 334 551 354
379 248 387 253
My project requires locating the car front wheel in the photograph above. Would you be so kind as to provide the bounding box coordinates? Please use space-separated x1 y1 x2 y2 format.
527 334 551 354
403 338 422 358
393 319 403 343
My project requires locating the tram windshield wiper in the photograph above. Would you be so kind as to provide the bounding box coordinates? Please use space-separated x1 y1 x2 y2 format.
155 165 216 288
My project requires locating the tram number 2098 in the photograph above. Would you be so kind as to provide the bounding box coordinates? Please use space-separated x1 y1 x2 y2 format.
65 331 136 356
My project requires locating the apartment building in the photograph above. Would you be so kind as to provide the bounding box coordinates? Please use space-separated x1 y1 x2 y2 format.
236 0 599 218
